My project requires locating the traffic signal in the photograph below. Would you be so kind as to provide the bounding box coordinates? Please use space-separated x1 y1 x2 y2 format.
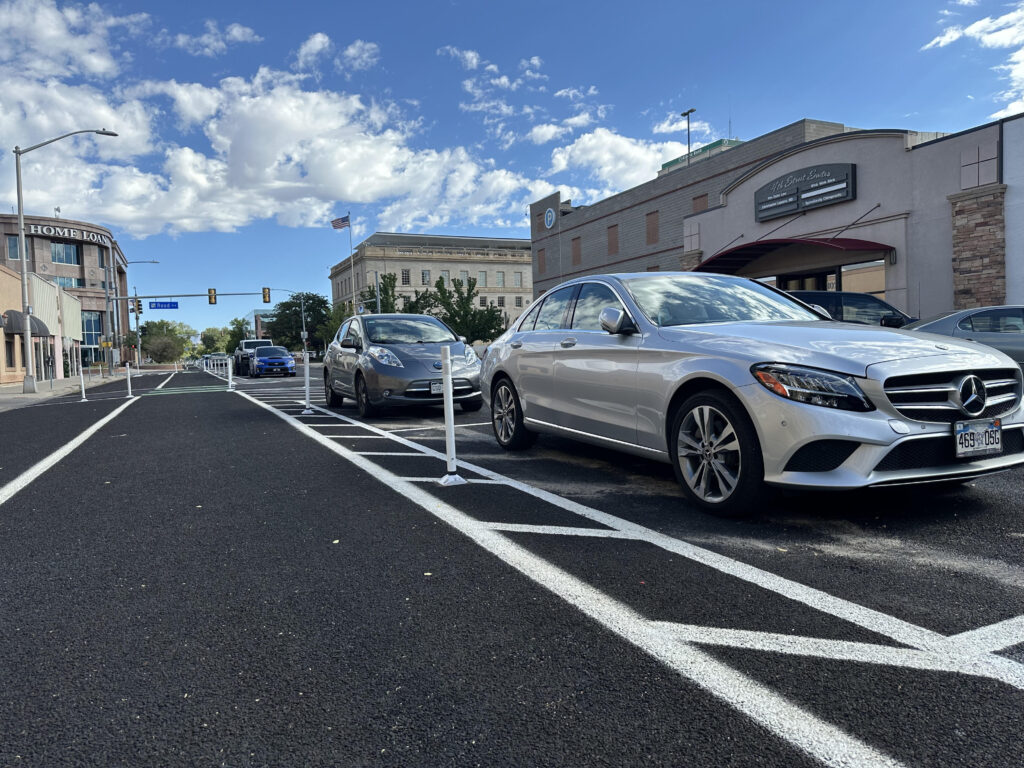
136 300 143 315
262 287 271 303
208 288 217 305
129 298 136 313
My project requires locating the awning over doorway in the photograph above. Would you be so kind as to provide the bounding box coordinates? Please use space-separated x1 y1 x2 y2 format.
694 237 892 274
1 309 51 337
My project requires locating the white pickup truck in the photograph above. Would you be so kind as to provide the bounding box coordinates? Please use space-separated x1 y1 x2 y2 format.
233 338 274 375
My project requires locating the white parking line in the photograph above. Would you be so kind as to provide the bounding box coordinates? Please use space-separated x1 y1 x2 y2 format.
238 390 908 768
942 615 1024 654
0 398 138 507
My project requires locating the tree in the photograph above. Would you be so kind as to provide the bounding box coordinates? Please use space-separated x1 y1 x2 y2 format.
356 272 399 314
431 277 505 342
140 319 197 363
317 301 350 349
199 327 231 354
225 317 252 356
265 292 331 350
403 288 437 315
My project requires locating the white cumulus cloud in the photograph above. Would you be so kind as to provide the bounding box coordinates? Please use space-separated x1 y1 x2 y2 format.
548 128 686 197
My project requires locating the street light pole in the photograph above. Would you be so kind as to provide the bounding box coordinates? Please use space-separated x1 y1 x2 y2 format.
13 128 117 393
681 108 695 167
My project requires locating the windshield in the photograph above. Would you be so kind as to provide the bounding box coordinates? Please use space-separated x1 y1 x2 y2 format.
623 274 820 326
255 346 290 357
364 317 456 344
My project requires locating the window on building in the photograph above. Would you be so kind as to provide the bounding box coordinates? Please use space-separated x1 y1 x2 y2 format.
515 296 523 308
51 242 80 265
97 248 106 268
646 211 659 245
607 224 619 256
459 270 469 286
441 270 450 286
571 237 581 266
7 235 21 260
421 269 431 286
479 296 488 307
496 271 505 287
693 194 708 213
401 269 411 286
54 276 85 288
537 249 546 274
514 271 523 288
401 295 410 307
82 310 102 347
497 296 505 308
478 270 487 287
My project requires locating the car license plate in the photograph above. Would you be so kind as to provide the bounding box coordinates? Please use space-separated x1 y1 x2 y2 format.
954 418 1002 458
430 381 443 395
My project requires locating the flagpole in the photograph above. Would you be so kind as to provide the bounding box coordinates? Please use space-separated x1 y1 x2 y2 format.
348 211 355 314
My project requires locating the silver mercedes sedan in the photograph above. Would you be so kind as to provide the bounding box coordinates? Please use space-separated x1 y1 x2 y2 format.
480 273 1024 516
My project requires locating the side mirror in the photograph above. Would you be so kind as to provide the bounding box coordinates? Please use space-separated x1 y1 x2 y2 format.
599 306 637 335
809 304 832 319
340 338 357 349
459 336 468 343
880 314 905 328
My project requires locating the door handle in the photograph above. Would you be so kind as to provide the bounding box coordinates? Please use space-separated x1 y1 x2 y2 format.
510 341 522 349
560 338 577 348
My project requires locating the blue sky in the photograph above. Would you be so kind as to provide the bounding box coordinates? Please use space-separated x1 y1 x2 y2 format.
1 0 1022 333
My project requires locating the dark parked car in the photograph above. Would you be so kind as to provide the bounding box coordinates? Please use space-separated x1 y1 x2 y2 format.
324 314 483 417
789 290 916 327
905 306 1024 369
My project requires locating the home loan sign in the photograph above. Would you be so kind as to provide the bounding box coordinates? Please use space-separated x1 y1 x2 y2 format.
754 164 856 222
28 224 113 247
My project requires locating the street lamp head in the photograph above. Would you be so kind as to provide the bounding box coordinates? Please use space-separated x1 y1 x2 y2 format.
95 129 118 137
681 108 696 118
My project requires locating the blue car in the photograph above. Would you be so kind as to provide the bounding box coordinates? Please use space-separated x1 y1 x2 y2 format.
249 345 296 377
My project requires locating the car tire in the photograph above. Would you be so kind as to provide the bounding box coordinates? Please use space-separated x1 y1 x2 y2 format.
670 391 763 517
460 399 483 413
491 378 535 449
325 373 343 407
356 374 378 418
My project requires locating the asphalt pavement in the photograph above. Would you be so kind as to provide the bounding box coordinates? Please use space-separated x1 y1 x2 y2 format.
1 368 1022 767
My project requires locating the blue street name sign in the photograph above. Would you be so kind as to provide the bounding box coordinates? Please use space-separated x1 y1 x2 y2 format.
149 301 179 309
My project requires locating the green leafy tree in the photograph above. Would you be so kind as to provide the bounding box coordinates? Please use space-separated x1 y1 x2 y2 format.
140 319 197 363
431 277 505 342
199 327 231 354
356 272 399 314
266 292 331 350
225 317 252 355
403 288 437 315
317 301 351 350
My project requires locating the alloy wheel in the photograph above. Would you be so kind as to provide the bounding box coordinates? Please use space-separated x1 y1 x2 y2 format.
676 404 741 504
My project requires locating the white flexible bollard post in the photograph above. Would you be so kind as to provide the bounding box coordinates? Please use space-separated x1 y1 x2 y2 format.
437 345 467 486
79 362 87 402
227 358 235 391
126 362 133 398
301 351 313 414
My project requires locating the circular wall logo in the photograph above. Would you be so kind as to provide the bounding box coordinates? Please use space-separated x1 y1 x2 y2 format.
544 207 556 229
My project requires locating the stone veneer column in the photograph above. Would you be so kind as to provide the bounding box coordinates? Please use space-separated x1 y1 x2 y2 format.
947 183 1007 309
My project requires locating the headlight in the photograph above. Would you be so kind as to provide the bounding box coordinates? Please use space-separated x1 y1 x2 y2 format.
367 346 404 367
751 363 873 412
463 346 480 365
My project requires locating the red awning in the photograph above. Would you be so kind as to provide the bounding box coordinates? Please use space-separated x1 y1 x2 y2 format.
694 238 892 274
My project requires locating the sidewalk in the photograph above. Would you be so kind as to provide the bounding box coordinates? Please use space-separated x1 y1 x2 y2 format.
0 369 140 413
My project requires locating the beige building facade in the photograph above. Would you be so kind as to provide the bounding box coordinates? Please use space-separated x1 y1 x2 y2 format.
329 232 533 327
530 114 1024 319
1 214 129 369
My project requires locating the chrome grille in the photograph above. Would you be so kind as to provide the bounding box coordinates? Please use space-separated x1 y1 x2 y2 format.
883 368 1022 423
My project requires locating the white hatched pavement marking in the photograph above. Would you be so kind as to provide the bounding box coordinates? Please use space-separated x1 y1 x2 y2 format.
155 372 175 390
0 398 139 507
239 390 907 768
270 397 1024 679
942 615 1024 653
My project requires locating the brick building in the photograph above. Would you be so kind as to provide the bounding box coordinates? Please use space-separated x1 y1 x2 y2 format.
530 114 1024 318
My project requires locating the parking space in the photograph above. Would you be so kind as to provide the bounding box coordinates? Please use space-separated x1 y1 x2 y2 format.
236 372 1024 767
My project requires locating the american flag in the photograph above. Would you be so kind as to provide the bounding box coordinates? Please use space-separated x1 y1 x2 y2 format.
331 215 350 230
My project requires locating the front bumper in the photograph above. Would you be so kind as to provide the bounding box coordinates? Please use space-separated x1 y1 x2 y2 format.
363 363 481 407
742 384 1024 490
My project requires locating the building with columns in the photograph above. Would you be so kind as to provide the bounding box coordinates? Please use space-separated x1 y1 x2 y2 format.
530 113 1024 318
